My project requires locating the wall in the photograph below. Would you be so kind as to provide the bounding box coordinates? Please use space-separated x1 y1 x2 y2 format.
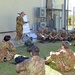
56 0 64 9
0 0 46 32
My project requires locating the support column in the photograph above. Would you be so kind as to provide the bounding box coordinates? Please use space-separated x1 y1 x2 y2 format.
64 0 66 29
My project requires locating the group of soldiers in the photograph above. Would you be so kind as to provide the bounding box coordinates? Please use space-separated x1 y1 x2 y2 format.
15 41 75 75
0 35 45 75
37 26 75 43
0 35 75 75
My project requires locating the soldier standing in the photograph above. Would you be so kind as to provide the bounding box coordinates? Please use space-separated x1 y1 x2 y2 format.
16 46 45 75
16 12 28 44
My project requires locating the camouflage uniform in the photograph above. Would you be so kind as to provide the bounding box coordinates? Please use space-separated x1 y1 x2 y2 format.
50 30 58 41
16 56 45 75
59 31 67 41
16 16 25 40
0 41 16 62
69 29 75 44
45 49 75 72
70 30 75 40
43 27 50 40
37 27 44 40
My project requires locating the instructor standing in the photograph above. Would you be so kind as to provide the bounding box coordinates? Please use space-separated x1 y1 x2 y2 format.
16 12 27 44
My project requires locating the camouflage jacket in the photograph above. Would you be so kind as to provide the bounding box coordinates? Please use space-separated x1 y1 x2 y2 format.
16 16 25 27
0 41 16 62
59 31 67 37
37 29 44 36
16 56 45 75
51 49 75 71
43 29 50 35
50 31 58 37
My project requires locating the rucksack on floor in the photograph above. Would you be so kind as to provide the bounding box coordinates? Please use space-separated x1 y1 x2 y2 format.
24 39 34 46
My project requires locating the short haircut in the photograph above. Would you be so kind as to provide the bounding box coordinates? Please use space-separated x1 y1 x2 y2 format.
46 26 48 28
20 12 25 15
62 41 70 49
30 46 40 56
62 27 65 30
53 28 56 30
4 35 11 41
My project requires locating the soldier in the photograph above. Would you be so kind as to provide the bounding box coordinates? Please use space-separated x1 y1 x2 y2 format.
0 35 16 62
16 46 45 75
69 28 75 40
50 28 58 43
43 26 51 41
71 29 75 44
16 12 28 44
45 41 75 72
59 28 68 41
37 27 45 43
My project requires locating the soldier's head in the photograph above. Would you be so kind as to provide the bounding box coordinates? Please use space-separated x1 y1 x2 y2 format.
38 27 43 31
29 46 40 56
62 27 66 32
3 35 11 42
52 28 56 32
61 41 70 49
45 26 49 30
20 11 25 17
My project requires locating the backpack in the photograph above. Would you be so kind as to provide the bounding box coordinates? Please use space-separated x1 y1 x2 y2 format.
24 39 34 46
15 56 29 64
27 45 35 52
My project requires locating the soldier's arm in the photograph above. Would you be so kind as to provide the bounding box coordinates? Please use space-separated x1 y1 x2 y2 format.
23 21 29 24
45 50 60 63
8 41 16 55
49 32 52 37
16 17 23 25
16 16 28 25
58 32 61 37
16 60 27 73
9 42 16 50
50 49 65 56
22 17 30 24
55 32 59 38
